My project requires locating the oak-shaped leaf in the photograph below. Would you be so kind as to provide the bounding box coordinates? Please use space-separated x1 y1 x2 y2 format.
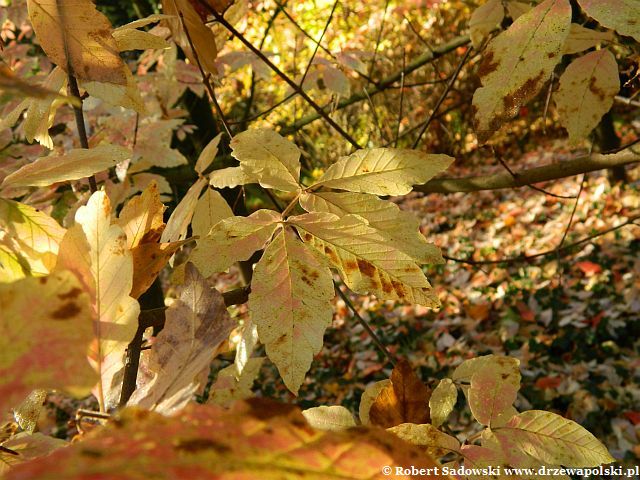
291 212 439 307
230 128 302 192
26 0 126 84
249 227 334 394
493 410 615 467
128 263 234 414
555 49 619 144
1 144 131 189
578 0 640 42
55 191 140 411
472 0 571 143
309 148 453 196
299 191 443 264
0 271 97 416
189 209 280 278
5 399 445 480
369 359 431 428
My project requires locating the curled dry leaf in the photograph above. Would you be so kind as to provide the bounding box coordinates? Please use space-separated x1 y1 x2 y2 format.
369 359 431 428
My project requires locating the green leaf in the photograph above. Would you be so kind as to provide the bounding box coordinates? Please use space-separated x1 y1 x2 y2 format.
310 148 453 196
472 0 571 143
249 228 334 394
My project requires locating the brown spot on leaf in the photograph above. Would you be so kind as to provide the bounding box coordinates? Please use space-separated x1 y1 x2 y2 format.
51 302 81 320
391 280 407 299
303 233 312 242
58 287 82 300
589 76 607 101
323 245 338 263
344 260 358 271
503 70 545 117
478 51 498 78
357 258 376 278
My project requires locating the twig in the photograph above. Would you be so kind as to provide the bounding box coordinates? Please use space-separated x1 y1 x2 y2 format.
394 51 406 148
67 73 97 192
298 0 339 89
335 285 397 366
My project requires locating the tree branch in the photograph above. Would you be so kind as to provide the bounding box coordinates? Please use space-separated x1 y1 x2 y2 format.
67 73 97 192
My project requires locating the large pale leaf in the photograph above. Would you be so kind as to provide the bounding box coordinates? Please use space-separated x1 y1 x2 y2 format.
578 0 640 42
162 0 218 76
429 378 457 428
369 359 431 428
359 380 390 426
128 263 234 414
452 354 497 382
469 0 504 49
189 209 280 277
191 187 233 239
562 24 615 55
26 0 126 84
555 49 619 144
249 228 334 394
230 129 301 192
300 191 443 264
1 144 131 188
310 148 453 196
302 406 357 432
0 271 96 416
55 191 140 411
468 356 520 426
493 410 615 467
290 212 439 307
161 177 208 243
472 0 571 143
0 198 65 276
5 400 445 480
208 357 264 407
388 423 460 458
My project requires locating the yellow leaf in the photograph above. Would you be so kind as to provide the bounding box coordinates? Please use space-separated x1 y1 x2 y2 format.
130 240 186 299
113 14 171 51
0 271 97 416
0 432 67 474
117 182 166 249
230 129 302 192
359 380 390 425
55 191 140 411
562 24 615 55
2 144 131 188
472 0 571 143
302 406 357 431
191 187 233 239
209 166 259 189
249 227 334 393
82 68 146 113
195 132 223 174
300 191 443 264
493 410 615 467
429 378 457 428
310 148 453 196
468 356 520 427
161 177 208 243
388 423 460 458
0 64 78 105
555 49 619 144
12 389 47 434
291 212 439 308
469 0 504 49
22 67 67 149
578 0 640 42
26 0 126 84
189 209 280 277
208 357 264 407
0 244 30 282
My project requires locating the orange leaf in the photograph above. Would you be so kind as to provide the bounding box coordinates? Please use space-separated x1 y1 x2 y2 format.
369 359 431 428
576 261 602 276
535 376 562 390
130 241 186 298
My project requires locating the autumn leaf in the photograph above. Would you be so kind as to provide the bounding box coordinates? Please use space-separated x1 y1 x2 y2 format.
299 191 443 264
82 68 146 113
12 389 47 434
208 357 264 407
0 433 67 474
429 378 457 428
249 227 334 393
26 0 126 84
117 182 166 249
191 187 233 239
209 166 259 189
562 24 615 55
309 148 453 196
555 49 619 144
302 406 357 432
0 64 78 105
472 0 571 143
469 0 504 49
161 177 208 243
369 359 431 428
230 128 302 192
128 263 234 414
55 191 140 411
493 410 615 467
1 144 131 188
0 271 97 416
130 240 186 299
189 209 280 278
290 212 439 307
359 380 391 426
112 14 171 51
5 400 445 480
195 132 223 174
578 0 640 42
388 423 460 458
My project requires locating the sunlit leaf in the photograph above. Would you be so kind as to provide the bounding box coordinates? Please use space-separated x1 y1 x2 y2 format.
469 0 504 49
555 49 619 144
195 132 223 174
388 423 460 458
113 14 171 51
161 177 208 243
472 0 571 143
189 209 280 277
208 357 264 407
13 389 47 433
209 166 259 189
82 68 146 113
0 433 67 474
1 144 131 188
22 67 67 149
468 356 520 427
26 0 126 84
130 240 186 298
0 271 96 416
578 0 640 42
302 406 357 432
429 378 457 428
310 148 453 196
230 129 301 192
291 212 439 307
128 263 234 414
359 380 390 426
191 187 233 239
249 228 334 394
117 182 166 249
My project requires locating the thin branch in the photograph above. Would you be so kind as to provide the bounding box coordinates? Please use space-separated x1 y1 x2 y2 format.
298 0 339 88
67 73 97 192
394 51 406 148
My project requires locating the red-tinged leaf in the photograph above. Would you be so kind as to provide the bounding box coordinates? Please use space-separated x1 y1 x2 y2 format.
623 411 640 426
6 400 447 480
535 376 562 390
468 356 521 427
576 261 602 276
369 359 431 428
0 271 97 415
